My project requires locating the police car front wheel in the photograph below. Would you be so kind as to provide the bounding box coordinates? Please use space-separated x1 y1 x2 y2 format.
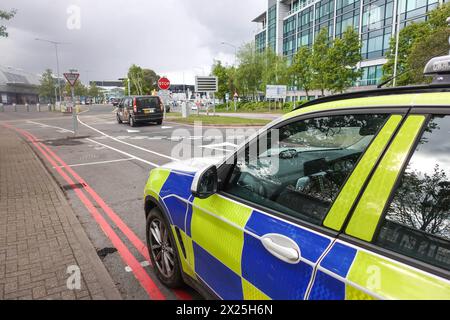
146 208 183 288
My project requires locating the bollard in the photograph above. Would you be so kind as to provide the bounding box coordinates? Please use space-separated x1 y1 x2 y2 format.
48 103 51 111
0 103 3 112
13 103 17 112
26 103 29 112
36 104 40 112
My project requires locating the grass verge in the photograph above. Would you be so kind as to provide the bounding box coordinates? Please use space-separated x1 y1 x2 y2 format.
166 114 271 126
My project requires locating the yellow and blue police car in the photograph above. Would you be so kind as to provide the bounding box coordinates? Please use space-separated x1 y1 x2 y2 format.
143 54 450 300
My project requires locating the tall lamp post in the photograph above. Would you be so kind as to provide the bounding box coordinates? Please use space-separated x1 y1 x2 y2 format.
221 41 238 66
35 38 69 105
118 78 131 96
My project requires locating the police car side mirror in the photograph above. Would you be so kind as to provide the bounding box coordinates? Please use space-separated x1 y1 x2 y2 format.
191 165 218 199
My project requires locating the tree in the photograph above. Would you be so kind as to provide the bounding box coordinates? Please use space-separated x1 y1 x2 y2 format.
310 28 333 96
212 60 230 100
64 81 87 97
328 27 362 93
142 69 159 94
126 65 160 95
261 48 289 92
382 2 450 86
0 9 16 38
39 69 56 103
290 46 313 98
382 22 432 86
235 42 264 99
388 165 450 238
408 27 450 84
88 83 102 98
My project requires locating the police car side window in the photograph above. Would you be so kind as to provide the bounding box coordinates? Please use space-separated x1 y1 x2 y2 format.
224 114 389 226
374 116 450 272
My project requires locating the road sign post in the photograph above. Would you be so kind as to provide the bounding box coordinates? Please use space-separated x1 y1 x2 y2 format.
158 77 171 120
64 72 80 136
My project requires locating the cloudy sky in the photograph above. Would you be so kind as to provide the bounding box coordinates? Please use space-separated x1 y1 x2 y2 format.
0 0 265 84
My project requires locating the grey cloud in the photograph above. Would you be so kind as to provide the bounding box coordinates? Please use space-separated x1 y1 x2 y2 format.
0 0 264 84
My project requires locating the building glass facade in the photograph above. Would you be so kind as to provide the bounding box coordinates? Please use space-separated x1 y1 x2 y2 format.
254 0 447 88
268 5 278 51
256 30 267 53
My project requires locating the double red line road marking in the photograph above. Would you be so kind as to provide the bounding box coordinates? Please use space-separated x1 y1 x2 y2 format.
3 123 192 301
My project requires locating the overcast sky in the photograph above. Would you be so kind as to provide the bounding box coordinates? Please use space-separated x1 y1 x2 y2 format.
0 0 265 84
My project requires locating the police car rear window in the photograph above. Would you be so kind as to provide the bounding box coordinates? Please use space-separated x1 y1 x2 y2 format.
375 115 450 272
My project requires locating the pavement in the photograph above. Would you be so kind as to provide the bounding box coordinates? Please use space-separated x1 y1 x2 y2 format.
0 125 121 300
0 105 260 300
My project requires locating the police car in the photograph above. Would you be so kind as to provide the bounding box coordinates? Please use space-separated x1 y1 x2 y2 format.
143 54 450 300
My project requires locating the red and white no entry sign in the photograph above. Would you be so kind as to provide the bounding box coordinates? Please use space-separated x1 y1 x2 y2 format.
64 73 80 87
158 77 171 90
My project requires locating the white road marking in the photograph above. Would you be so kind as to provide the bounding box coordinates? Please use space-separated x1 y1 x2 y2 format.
125 261 151 272
52 158 134 168
27 121 73 133
78 117 178 161
161 126 173 130
86 138 161 168
24 120 164 168
127 130 141 133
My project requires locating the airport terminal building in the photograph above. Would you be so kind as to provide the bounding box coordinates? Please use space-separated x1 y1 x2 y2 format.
253 0 448 98
0 65 40 104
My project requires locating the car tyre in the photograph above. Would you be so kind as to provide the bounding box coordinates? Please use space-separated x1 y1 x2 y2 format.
117 113 122 124
129 116 136 127
146 208 184 288
156 120 163 125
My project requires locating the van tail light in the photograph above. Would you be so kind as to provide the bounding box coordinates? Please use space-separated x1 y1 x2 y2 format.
133 98 137 113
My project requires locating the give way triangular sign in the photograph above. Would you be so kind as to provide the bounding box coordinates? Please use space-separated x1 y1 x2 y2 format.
64 73 80 87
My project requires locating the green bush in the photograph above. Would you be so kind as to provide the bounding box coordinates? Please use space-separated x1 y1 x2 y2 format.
206 100 308 113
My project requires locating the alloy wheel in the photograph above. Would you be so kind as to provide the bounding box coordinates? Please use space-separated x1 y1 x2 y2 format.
149 219 175 278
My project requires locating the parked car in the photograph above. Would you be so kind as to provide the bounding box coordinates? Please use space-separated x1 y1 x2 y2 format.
143 55 450 300
116 96 163 127
110 98 120 107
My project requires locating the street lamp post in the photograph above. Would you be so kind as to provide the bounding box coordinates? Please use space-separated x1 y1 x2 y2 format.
221 41 238 66
119 78 131 96
35 38 69 107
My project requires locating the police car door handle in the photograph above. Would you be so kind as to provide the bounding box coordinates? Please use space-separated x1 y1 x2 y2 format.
261 234 301 264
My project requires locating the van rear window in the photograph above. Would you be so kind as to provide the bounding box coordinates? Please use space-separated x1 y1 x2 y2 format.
136 98 159 108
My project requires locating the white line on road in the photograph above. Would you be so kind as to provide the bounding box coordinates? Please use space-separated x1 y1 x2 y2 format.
78 117 178 161
86 138 161 168
52 158 135 168
22 120 164 168
27 121 74 133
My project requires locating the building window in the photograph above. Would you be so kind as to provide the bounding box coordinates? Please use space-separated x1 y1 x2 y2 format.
268 5 277 52
358 64 383 86
336 8 360 37
256 30 267 53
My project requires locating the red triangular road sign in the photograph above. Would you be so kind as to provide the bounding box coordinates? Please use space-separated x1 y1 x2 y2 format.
64 73 80 86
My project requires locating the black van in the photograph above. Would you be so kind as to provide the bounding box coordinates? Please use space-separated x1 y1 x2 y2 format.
116 96 164 127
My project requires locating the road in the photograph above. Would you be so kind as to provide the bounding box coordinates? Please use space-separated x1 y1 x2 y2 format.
0 105 260 300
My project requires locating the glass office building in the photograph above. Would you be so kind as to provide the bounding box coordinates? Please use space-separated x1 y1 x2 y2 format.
253 0 447 90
